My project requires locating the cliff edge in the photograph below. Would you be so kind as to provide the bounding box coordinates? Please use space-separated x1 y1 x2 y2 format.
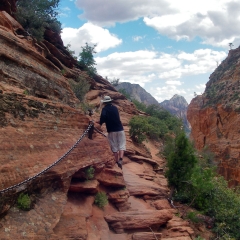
187 47 240 186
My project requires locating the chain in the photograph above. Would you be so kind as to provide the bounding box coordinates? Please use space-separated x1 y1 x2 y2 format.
0 122 94 194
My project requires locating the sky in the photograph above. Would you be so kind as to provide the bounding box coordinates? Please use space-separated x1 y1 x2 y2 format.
57 0 240 103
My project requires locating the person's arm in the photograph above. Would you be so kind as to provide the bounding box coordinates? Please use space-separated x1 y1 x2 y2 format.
99 108 106 125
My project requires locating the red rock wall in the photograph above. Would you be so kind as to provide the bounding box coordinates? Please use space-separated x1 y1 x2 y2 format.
0 9 210 240
187 48 240 186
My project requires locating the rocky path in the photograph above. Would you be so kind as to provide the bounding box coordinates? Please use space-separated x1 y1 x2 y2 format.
0 140 196 240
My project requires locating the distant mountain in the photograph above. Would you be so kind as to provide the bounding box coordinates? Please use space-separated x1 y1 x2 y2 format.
116 82 191 134
115 82 159 106
160 95 191 134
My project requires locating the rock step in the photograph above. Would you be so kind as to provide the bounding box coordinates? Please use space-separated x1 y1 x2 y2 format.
132 232 162 240
104 209 173 234
69 179 99 193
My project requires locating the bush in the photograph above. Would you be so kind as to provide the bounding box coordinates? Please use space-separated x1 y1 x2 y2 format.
94 192 108 209
186 211 201 223
17 193 31 211
85 166 95 180
129 116 148 143
118 88 131 99
69 77 90 102
132 99 147 112
164 133 240 238
129 103 182 144
15 0 61 41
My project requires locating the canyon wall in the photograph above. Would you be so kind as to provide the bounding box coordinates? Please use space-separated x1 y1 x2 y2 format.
188 48 240 186
0 2 213 239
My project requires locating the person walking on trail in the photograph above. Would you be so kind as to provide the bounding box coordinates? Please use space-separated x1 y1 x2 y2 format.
96 95 126 169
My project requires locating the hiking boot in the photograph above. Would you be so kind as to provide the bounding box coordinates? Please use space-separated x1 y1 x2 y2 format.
117 161 122 169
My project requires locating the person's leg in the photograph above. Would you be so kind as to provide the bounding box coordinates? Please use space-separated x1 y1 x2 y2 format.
119 150 124 159
113 151 119 163
118 131 126 163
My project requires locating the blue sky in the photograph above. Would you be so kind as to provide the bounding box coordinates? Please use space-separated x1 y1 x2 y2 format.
58 0 240 103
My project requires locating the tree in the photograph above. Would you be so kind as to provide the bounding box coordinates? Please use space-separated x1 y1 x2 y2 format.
66 44 77 60
229 43 234 50
15 0 61 41
109 78 119 87
78 43 97 76
118 88 131 99
165 131 197 197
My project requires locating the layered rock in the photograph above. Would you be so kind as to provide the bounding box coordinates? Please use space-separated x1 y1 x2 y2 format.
187 47 240 186
0 6 206 240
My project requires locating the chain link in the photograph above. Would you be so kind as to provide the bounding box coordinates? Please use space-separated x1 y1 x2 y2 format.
0 122 94 194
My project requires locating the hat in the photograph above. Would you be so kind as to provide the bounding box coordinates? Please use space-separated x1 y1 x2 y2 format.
101 96 112 103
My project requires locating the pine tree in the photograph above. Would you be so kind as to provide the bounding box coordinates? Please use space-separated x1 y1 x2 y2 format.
165 131 197 196
78 43 97 76
15 0 61 41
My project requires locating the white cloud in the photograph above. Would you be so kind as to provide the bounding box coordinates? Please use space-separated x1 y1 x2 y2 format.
95 48 226 103
75 0 174 27
73 0 240 47
166 80 182 85
151 85 187 103
61 23 122 55
133 36 144 42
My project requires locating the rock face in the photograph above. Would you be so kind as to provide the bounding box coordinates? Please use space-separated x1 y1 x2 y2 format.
0 6 205 240
116 82 159 105
187 47 240 186
160 94 191 134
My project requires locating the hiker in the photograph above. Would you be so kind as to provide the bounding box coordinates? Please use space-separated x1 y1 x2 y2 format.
96 96 126 169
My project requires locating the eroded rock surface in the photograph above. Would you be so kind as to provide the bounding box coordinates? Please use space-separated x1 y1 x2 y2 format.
187 47 240 186
0 6 200 240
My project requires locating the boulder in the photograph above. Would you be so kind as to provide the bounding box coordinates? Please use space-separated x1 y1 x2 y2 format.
104 209 173 233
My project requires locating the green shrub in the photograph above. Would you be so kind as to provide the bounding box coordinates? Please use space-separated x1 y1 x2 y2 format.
85 166 95 180
69 77 90 102
194 237 205 240
15 0 61 41
17 193 31 211
165 133 240 238
186 211 201 223
132 99 147 112
94 192 108 209
129 116 148 143
118 88 131 99
129 103 182 144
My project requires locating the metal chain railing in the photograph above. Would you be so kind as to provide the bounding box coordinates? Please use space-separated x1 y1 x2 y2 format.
0 121 94 194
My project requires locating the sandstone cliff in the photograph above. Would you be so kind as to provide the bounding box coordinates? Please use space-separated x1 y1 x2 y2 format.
0 2 211 239
187 47 240 186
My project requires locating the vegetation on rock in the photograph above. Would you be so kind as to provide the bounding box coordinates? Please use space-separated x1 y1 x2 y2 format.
164 132 240 239
94 192 108 209
69 77 90 102
15 0 61 41
17 193 31 211
129 101 182 143
78 43 97 76
84 166 95 180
